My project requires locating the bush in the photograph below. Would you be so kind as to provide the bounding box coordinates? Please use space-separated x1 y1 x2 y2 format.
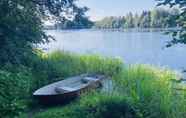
33 92 140 118
0 68 34 118
78 92 141 118
114 65 186 118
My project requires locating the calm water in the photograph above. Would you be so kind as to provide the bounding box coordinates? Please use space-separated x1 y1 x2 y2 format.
43 29 186 76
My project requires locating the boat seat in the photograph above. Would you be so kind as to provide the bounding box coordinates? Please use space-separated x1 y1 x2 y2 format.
81 77 98 83
55 86 77 93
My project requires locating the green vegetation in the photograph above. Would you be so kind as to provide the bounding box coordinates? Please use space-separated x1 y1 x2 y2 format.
30 63 186 118
0 51 122 118
33 92 140 118
54 7 93 29
157 0 186 47
94 8 179 29
0 1 94 116
3 51 186 118
46 51 122 78
0 0 87 65
0 68 33 117
53 7 181 30
1 0 186 118
114 65 186 118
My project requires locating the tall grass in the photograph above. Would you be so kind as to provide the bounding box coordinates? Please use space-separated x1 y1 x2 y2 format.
114 65 186 118
32 50 123 92
45 50 123 80
14 51 186 118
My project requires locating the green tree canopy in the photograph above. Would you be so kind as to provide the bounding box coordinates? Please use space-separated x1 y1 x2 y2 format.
0 0 85 65
55 7 93 29
157 0 186 47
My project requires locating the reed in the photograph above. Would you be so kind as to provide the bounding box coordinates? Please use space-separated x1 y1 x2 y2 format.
114 65 186 118
18 52 186 118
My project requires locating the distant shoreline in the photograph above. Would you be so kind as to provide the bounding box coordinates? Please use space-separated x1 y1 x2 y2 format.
91 27 180 32
44 27 180 32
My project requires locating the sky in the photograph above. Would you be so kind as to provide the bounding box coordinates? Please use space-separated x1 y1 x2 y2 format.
77 0 158 21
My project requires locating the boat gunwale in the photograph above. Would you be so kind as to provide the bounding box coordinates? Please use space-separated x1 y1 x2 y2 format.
33 74 105 96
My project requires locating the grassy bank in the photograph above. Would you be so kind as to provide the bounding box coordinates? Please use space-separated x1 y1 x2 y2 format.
113 65 186 118
0 51 186 118
0 51 122 118
32 64 186 118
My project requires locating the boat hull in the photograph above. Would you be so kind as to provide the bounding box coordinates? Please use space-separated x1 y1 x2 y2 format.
34 91 79 105
33 74 104 105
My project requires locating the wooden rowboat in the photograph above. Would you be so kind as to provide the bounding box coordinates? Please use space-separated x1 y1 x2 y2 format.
33 74 105 105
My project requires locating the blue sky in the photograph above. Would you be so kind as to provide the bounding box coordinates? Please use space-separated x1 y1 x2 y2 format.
78 0 158 21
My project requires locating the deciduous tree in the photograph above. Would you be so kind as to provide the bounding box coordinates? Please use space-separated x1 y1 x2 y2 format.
157 0 186 47
0 0 85 65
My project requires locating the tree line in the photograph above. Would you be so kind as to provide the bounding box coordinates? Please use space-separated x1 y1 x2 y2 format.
94 8 180 29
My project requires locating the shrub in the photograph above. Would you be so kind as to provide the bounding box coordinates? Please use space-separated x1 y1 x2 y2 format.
0 68 34 118
78 92 141 118
33 92 140 118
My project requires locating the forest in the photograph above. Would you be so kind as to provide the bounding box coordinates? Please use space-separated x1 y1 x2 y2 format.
94 8 180 29
53 8 180 29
